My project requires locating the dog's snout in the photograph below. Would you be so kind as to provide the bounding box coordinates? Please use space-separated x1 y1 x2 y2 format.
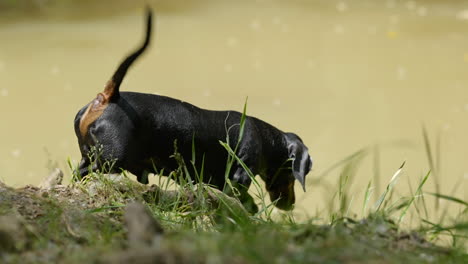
268 181 296 211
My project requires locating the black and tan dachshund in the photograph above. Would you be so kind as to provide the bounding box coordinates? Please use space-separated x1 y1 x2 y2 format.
74 8 312 213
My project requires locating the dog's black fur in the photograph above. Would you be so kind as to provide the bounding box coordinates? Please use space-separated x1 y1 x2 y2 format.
74 8 312 212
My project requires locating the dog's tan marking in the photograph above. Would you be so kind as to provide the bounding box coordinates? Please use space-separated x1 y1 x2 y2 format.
103 79 117 100
79 81 115 137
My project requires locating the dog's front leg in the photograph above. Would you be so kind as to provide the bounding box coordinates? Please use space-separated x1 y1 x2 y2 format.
135 169 150 185
227 167 259 214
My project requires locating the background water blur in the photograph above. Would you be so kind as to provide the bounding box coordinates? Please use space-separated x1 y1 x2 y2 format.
0 0 466 220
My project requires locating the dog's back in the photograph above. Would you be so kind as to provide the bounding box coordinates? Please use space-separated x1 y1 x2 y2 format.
97 91 290 187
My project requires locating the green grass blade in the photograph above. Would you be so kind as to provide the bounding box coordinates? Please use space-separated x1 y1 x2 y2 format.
219 141 257 185
85 204 125 214
398 170 431 224
374 161 405 212
426 192 468 207
192 133 196 164
315 148 369 182
238 97 248 143
373 145 381 202
422 219 468 232
422 126 440 210
362 180 373 217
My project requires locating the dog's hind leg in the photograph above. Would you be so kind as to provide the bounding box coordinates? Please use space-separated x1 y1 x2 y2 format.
75 158 98 180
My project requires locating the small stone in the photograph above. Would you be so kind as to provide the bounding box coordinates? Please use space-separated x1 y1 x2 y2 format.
108 173 126 182
124 202 164 248
0 212 29 252
376 223 389 235
39 168 64 189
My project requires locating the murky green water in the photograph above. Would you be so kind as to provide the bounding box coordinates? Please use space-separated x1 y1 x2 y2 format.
0 0 466 219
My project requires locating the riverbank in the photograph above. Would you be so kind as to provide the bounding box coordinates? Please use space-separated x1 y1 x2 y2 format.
0 170 465 263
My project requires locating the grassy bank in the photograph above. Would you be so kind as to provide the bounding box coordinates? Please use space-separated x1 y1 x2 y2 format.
0 162 466 263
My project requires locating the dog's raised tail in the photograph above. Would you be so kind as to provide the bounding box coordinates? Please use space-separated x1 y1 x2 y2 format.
103 7 153 101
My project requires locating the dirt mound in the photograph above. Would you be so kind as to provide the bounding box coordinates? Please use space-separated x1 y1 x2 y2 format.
0 170 249 263
0 170 463 264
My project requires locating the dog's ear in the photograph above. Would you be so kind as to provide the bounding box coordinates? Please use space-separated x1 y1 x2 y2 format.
285 133 312 192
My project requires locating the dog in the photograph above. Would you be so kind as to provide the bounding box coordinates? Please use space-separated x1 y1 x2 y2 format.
74 8 312 213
